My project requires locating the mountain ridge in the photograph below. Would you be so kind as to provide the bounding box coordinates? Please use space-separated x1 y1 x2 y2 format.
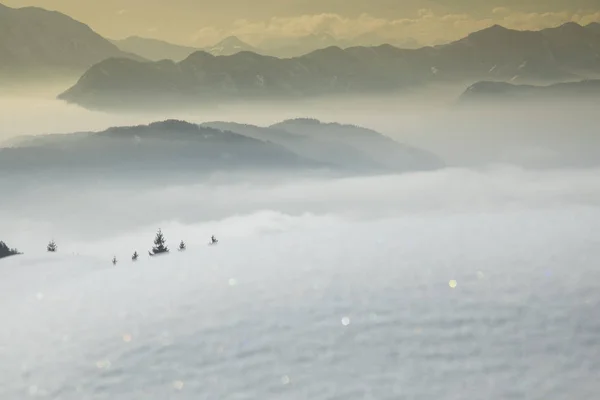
58 21 600 110
458 79 600 102
110 36 201 62
0 3 144 79
111 35 262 61
3 118 444 179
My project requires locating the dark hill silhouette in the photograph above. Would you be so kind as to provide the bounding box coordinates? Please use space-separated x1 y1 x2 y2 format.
586 22 600 36
2 119 444 183
203 119 444 172
58 22 600 111
0 3 143 79
458 79 600 103
270 119 444 171
0 120 326 181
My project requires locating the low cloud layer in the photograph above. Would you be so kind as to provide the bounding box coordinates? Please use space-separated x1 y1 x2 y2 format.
191 9 600 46
2 166 600 256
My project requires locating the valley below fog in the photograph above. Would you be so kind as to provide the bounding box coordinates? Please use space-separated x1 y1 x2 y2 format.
2 93 600 400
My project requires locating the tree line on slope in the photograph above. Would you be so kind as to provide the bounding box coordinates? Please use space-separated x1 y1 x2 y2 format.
1 229 210 264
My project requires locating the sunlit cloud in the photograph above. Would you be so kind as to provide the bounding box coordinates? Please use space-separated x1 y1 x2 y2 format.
189 9 600 47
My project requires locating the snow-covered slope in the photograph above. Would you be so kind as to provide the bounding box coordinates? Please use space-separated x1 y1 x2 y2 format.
1 201 600 400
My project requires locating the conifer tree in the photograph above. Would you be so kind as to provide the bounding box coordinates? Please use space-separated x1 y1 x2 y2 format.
0 241 20 259
132 251 139 261
47 240 57 253
178 240 186 251
112 256 118 265
149 229 169 256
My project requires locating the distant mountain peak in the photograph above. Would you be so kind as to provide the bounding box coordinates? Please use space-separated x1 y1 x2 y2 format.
148 119 199 130
217 36 248 46
101 120 203 137
278 118 322 125
550 21 587 33
182 50 214 61
586 22 600 35
482 24 510 33
463 24 514 41
207 36 259 56
559 21 583 28
305 45 346 57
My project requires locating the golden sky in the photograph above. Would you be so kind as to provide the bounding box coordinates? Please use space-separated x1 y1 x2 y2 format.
3 0 600 46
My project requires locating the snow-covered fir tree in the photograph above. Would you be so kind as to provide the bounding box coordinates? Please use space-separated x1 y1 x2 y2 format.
47 240 57 252
149 229 169 256
0 241 20 259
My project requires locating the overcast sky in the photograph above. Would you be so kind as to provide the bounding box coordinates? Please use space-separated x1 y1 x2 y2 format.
4 0 600 46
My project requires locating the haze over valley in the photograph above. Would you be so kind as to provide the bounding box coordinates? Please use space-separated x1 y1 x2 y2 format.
2 1 600 399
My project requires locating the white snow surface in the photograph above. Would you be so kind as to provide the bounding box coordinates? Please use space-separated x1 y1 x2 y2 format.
2 168 600 399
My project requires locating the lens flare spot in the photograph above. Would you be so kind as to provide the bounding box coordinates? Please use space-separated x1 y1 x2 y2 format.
28 385 38 396
341 316 351 326
172 380 184 390
95 360 111 369
449 280 457 289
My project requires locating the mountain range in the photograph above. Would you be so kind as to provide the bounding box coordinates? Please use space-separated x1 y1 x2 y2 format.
1 119 443 182
0 3 142 80
58 22 600 111
257 33 421 58
110 36 260 61
202 119 443 172
110 33 422 62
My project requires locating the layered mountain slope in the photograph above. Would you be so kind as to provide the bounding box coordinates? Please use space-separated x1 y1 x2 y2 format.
203 119 444 172
458 79 600 102
586 22 600 36
58 22 600 110
110 36 201 62
0 3 142 75
2 119 444 184
111 36 261 61
0 120 324 180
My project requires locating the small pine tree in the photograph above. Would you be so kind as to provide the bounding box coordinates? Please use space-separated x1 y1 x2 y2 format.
132 251 139 261
0 241 20 260
149 229 169 256
112 256 118 265
47 240 57 253
178 240 186 251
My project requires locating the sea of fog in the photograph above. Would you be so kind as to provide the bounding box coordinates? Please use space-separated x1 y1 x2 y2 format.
1 167 600 399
